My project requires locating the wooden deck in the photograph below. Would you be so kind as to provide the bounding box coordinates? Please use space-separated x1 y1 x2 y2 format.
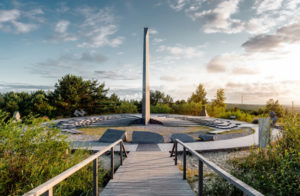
100 151 195 196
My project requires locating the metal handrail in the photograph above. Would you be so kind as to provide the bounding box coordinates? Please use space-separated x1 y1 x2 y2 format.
170 139 264 196
24 139 127 196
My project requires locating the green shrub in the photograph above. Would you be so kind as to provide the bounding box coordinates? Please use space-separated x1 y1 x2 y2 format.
218 109 255 122
151 103 172 113
0 112 109 196
172 102 202 115
114 102 138 113
203 174 242 196
208 114 300 195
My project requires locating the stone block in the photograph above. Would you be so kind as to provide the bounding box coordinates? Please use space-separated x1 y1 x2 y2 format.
132 131 164 144
98 129 127 143
171 133 194 142
198 133 215 141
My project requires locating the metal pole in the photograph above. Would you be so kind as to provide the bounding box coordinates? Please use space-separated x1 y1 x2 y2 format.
175 141 178 165
111 147 114 179
120 142 123 165
93 158 98 196
183 146 186 180
198 160 203 196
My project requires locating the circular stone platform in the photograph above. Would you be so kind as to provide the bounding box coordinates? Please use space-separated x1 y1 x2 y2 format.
49 113 282 152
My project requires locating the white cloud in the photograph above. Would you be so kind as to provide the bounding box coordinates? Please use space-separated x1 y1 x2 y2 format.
157 44 203 59
167 0 300 35
168 0 189 11
245 16 276 34
78 24 123 48
94 70 140 80
52 20 77 42
0 8 43 33
77 8 123 48
160 75 182 81
153 38 164 43
55 20 70 33
11 20 36 33
0 9 20 22
206 53 260 75
206 55 228 73
32 51 108 78
242 20 300 52
254 0 283 14
194 0 244 33
149 29 158 34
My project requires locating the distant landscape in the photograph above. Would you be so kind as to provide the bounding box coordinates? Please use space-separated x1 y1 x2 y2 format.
226 103 300 113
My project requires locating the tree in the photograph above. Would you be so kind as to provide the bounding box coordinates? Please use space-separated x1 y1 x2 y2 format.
265 99 283 117
150 90 173 105
188 84 207 104
212 88 226 108
109 93 120 103
52 74 108 116
31 90 56 117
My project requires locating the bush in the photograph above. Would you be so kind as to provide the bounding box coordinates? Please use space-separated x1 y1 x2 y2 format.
218 109 255 122
208 114 300 195
0 112 109 195
114 102 138 113
172 102 202 116
151 103 172 113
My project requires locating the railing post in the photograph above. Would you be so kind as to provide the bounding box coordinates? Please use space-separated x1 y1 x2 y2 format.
175 141 178 165
183 146 186 180
111 147 114 179
41 188 53 196
93 158 98 196
120 142 123 165
198 160 203 196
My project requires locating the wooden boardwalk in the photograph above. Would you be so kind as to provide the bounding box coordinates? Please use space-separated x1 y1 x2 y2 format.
100 151 195 196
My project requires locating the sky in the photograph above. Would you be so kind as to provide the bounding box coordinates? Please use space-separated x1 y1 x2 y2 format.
0 0 300 105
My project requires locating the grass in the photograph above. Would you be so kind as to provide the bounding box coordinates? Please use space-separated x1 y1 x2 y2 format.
219 127 254 135
78 125 212 142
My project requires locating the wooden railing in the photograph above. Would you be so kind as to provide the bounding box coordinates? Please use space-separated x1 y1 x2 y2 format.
24 139 127 196
170 139 264 196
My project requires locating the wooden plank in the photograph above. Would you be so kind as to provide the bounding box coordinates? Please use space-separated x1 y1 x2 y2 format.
100 151 195 196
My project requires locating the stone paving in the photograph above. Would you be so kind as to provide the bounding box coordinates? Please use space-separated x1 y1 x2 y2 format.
55 114 280 152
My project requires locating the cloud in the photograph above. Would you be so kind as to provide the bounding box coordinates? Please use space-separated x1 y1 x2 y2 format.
153 38 164 43
0 9 20 22
109 88 141 100
167 0 300 35
0 8 43 33
77 7 123 48
78 24 123 48
168 0 244 34
254 0 283 14
206 55 228 73
206 53 258 74
224 80 300 104
157 44 203 59
94 70 140 80
32 51 108 78
0 82 53 92
160 75 182 81
55 20 69 33
195 0 244 33
51 20 77 42
231 67 259 75
168 0 189 11
242 20 300 52
11 20 36 33
149 29 158 34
